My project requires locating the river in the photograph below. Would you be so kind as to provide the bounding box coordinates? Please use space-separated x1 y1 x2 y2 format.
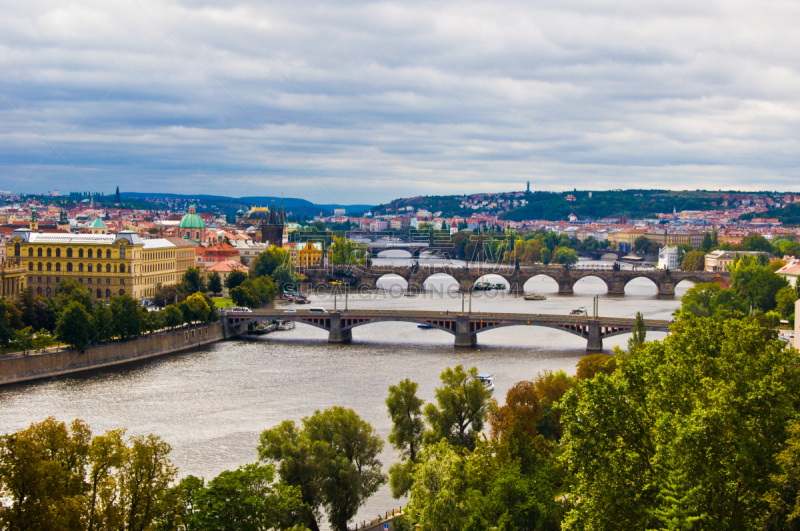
0 258 691 529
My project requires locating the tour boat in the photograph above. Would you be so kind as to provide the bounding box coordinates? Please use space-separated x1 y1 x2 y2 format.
418 324 434 329
570 307 588 316
523 293 547 301
473 281 505 291
476 374 495 392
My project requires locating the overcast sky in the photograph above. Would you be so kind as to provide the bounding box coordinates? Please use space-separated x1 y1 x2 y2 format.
2 0 800 204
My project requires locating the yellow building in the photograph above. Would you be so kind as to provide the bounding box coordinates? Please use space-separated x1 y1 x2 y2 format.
287 241 324 268
0 259 26 299
8 229 182 301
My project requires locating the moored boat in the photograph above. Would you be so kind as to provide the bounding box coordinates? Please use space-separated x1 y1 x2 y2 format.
523 293 547 300
476 373 495 392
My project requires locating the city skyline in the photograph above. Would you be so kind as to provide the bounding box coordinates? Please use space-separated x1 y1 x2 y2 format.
2 0 800 203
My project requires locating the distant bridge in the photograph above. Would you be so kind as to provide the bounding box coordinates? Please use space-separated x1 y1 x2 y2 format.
298 265 726 296
222 309 673 351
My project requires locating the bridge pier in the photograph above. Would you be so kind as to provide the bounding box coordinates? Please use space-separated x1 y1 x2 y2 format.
328 313 352 344
454 315 477 348
607 280 625 296
657 282 675 297
558 281 574 295
587 321 603 352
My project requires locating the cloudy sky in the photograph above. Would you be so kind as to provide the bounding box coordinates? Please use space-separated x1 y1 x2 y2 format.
1 0 800 204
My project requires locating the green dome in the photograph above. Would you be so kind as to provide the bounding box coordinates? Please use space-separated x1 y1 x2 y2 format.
179 206 205 229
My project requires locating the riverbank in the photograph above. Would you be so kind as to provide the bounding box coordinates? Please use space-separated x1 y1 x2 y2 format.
0 322 224 386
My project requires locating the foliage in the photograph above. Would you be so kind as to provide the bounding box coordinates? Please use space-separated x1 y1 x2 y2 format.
731 263 790 312
0 417 178 531
110 294 144 340
231 278 277 309
386 379 425 498
181 267 207 295
178 464 306 531
575 353 617 381
680 250 706 271
633 236 658 255
56 301 94 351
628 311 646 351
153 284 184 307
329 236 369 266
162 304 184 328
560 316 800 531
92 302 114 342
540 248 552 265
490 381 543 441
250 247 298 291
554 247 579 265
258 407 386 531
775 286 798 319
185 293 214 323
55 278 93 313
423 365 493 450
206 271 223 297
225 270 248 291
680 282 747 318
762 421 800 530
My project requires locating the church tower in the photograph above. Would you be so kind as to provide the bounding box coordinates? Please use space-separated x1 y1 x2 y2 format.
260 203 285 248
29 207 38 231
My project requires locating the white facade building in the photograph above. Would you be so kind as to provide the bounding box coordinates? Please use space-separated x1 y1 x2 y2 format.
657 246 680 270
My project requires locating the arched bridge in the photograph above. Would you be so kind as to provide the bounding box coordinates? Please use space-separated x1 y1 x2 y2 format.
299 265 726 296
223 309 672 351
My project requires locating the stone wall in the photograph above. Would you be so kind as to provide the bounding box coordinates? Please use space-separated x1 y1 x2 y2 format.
0 322 224 386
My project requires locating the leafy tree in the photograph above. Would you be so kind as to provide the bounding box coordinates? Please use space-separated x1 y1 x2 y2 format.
14 288 57 332
742 234 775 253
162 305 184 329
762 421 800 530
560 316 800 531
633 236 657 255
181 267 207 295
386 379 425 498
540 248 552 265
55 278 93 313
225 269 248 292
699 232 713 252
423 365 493 450
489 381 543 440
675 243 693 265
206 271 223 297
56 301 94 352
628 311 646 351
230 285 260 309
153 284 183 307
92 302 114 341
250 247 297 291
185 293 213 323
258 407 386 531
775 286 798 319
178 464 305 531
0 300 14 349
575 353 617 381
554 247 579 265
110 294 144 340
731 263 789 313
329 236 369 266
680 250 706 271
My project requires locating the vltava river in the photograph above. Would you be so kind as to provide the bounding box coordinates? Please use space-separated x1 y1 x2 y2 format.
0 266 689 529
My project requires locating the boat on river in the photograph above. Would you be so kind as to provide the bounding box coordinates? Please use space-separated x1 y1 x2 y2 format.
474 282 505 291
570 306 588 316
418 324 434 329
523 293 546 301
476 373 495 392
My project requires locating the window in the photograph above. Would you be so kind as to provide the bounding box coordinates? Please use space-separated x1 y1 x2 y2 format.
120 279 125 286
120 245 126 259
37 287 43 296
55 263 61 272
106 289 111 298
37 248 42 257
55 248 61 258
46 287 51 297
79 249 84 258
66 263 73 272
106 264 111 273
67 248 73 258
88 249 93 258
47 248 52 257
106 278 110 284
46 263 52 271
120 264 125 273
106 250 111 259
88 278 92 284
14 243 20 256
97 288 101 298
87 264 93 273
28 263 33 271
78 263 83 272
78 278 82 283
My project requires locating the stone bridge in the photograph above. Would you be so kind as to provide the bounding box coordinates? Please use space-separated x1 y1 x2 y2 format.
223 309 673 351
298 265 726 296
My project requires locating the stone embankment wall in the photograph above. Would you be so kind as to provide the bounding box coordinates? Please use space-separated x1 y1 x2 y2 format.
0 322 224 386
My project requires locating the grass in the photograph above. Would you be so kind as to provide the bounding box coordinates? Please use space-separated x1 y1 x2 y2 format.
213 298 234 308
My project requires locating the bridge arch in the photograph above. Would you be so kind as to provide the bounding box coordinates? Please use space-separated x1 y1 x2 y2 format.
522 274 560 293
341 317 456 335
675 278 698 293
423 272 460 294
473 274 510 292
375 273 408 293
572 275 610 294
623 275 659 295
376 249 412 258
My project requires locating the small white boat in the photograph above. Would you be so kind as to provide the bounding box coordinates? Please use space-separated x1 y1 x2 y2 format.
476 373 495 392
523 293 546 301
570 306 588 316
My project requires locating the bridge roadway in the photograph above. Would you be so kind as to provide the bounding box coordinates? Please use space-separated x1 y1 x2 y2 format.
299 264 726 296
223 309 672 351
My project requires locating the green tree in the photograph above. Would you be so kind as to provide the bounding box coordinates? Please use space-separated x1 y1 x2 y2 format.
633 236 656 255
225 270 248 292
540 248 552 265
162 305 184 329
762 421 800 530
230 285 260 309
55 278 93 313
575 353 617 381
731 263 789 313
742 234 775 253
628 311 646 351
775 285 798 319
206 271 223 297
329 236 369 266
110 294 144 340
56 301 95 352
554 247 579 265
0 300 15 349
423 365 493 450
250 247 297 291
185 293 213 323
680 250 706 271
258 407 386 531
560 316 800 531
386 379 425 498
181 267 207 295
92 302 114 341
700 232 713 252
179 464 305 531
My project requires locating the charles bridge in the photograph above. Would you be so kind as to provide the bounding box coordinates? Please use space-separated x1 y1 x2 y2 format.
297 264 727 296
223 309 673 351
